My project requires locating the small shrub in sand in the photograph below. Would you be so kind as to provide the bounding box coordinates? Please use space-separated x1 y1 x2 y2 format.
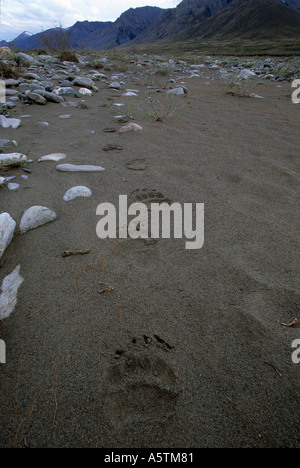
59 50 79 63
0 62 22 79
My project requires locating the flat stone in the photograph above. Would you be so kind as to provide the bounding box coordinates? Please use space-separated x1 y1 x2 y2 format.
38 153 67 162
73 77 95 89
109 82 121 90
0 115 21 129
56 164 105 172
8 183 20 191
0 213 16 260
26 92 47 105
54 87 79 98
4 79 20 88
0 265 24 320
35 90 64 103
19 206 57 234
122 92 137 97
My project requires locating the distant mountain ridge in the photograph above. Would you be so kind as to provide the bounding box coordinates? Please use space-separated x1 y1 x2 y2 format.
3 6 165 51
2 0 300 51
132 0 300 44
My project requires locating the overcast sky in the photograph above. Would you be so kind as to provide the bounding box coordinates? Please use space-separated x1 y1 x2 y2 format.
0 0 180 40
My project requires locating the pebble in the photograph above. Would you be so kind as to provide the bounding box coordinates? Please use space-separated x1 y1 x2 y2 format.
79 88 93 96
118 123 143 133
56 164 105 172
38 153 67 162
8 183 20 191
54 87 79 98
26 92 47 105
167 87 185 95
0 265 24 320
19 206 57 234
0 213 16 260
109 82 121 90
0 115 21 129
0 153 27 167
63 186 92 202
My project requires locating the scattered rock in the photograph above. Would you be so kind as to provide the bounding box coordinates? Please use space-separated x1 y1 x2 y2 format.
0 213 16 260
118 123 143 133
122 91 137 97
15 52 37 66
79 88 93 96
73 77 95 90
54 87 79 98
8 183 20 191
56 164 105 172
109 82 121 90
0 153 27 167
63 186 92 202
239 69 257 79
0 265 24 321
0 115 21 129
38 153 67 162
35 90 65 103
167 87 185 95
26 92 47 105
19 206 57 234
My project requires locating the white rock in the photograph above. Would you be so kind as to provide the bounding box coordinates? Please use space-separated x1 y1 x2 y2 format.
0 265 24 320
8 183 20 191
63 186 92 202
167 87 185 95
249 93 264 99
19 206 57 234
0 177 5 187
56 164 105 172
239 69 256 79
0 153 27 167
79 88 93 96
0 115 21 129
122 92 137 97
38 153 67 162
118 123 143 133
109 82 121 90
0 213 16 260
